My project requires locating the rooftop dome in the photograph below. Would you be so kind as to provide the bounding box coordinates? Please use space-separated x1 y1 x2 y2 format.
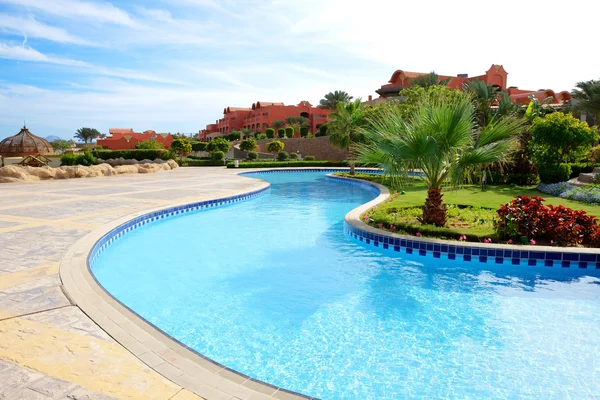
0 126 54 157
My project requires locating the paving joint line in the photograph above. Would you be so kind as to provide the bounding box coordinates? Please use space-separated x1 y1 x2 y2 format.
0 304 73 322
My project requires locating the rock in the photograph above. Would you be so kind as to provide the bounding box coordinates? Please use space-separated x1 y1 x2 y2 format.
167 159 178 169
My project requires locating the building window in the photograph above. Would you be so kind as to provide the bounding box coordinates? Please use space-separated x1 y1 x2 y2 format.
263 112 268 117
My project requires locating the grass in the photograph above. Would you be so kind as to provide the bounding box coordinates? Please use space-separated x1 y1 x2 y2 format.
336 172 600 242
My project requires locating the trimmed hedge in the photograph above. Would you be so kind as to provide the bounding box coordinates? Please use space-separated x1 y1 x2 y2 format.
227 161 348 168
277 129 285 138
266 128 275 139
277 151 289 161
192 142 207 152
93 149 172 161
300 127 309 137
285 127 294 138
180 159 226 166
568 162 597 179
303 156 315 161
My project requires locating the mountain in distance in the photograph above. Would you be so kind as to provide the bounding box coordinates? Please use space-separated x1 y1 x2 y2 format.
45 135 62 142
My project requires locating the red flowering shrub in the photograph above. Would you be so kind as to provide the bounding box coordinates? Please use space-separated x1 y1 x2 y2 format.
496 196 600 247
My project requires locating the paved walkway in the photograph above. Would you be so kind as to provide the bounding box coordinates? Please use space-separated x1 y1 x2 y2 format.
0 167 265 400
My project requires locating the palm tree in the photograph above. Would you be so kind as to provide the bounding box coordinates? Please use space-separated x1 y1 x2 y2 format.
327 99 367 175
319 90 353 110
462 80 499 126
409 72 451 89
571 79 600 123
240 128 253 139
271 120 285 130
356 98 523 226
74 127 101 144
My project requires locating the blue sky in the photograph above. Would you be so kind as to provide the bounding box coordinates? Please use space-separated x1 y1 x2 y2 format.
0 0 597 140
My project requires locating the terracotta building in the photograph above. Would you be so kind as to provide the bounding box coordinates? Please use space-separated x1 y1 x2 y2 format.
97 129 174 150
375 64 571 105
200 101 331 141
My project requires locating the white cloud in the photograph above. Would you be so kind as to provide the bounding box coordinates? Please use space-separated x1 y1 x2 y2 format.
0 42 88 66
0 0 134 26
0 15 94 45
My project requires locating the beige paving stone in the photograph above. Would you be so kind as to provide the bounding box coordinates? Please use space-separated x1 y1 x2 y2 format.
0 286 70 320
0 262 59 290
169 389 205 400
23 306 114 342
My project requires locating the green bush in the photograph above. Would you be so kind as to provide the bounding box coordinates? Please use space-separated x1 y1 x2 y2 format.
304 156 315 161
60 153 77 166
567 162 596 178
289 152 299 160
60 152 96 166
192 142 208 152
266 140 285 153
315 124 327 137
180 159 226 167
136 139 165 150
256 133 267 140
226 131 241 141
277 151 289 161
188 155 211 160
285 127 294 138
226 161 348 168
247 151 258 160
300 127 309 137
239 138 257 151
93 149 172 161
277 129 285 138
265 128 275 139
538 163 571 184
211 151 225 160
207 137 230 153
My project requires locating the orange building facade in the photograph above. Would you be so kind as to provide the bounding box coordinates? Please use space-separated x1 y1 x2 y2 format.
97 129 174 150
376 64 571 105
200 101 331 141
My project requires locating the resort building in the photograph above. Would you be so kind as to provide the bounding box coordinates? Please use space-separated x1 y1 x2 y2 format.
97 129 174 150
375 64 572 105
200 101 331 141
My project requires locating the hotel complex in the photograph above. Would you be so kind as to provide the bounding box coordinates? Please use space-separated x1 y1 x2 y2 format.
97 128 174 150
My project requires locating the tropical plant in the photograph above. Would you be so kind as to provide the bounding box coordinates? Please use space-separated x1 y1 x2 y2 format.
356 98 523 226
409 72 451 89
206 137 230 153
74 127 101 144
315 124 328 137
265 128 275 139
266 140 284 153
285 116 309 127
462 80 499 126
271 120 285 130
135 139 165 150
240 128 253 139
239 138 257 152
327 99 368 175
170 138 192 161
396 85 466 120
319 90 353 110
284 127 294 138
571 79 600 122
495 91 519 118
256 133 267 140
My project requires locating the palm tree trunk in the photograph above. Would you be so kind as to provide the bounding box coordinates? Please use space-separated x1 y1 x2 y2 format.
349 160 355 175
421 186 447 227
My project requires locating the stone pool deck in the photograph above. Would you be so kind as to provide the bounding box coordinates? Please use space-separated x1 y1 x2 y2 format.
0 167 266 400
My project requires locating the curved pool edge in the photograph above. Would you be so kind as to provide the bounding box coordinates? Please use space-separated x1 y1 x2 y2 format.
336 174 600 275
59 176 320 400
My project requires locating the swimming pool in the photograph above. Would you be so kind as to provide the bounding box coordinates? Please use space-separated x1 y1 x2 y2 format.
92 171 600 399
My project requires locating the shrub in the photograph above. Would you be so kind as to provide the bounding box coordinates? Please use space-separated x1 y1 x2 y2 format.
226 161 348 168
289 152 299 159
285 127 294 138
60 152 96 166
180 159 226 167
316 124 328 137
300 127 309 137
211 151 225 160
567 162 595 179
256 133 267 140
171 138 193 159
495 195 600 246
93 149 172 161
277 129 285 138
226 131 241 141
247 151 258 160
192 142 208 152
206 137 230 153
265 128 275 139
266 140 284 153
304 156 315 161
277 151 289 161
239 138 257 151
136 139 165 150
60 153 77 166
538 163 571 184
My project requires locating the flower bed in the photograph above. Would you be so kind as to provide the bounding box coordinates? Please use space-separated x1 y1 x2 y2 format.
538 182 600 204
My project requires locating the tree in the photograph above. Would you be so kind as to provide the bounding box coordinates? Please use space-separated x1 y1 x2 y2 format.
356 98 523 226
266 140 284 154
285 116 309 128
315 124 328 137
409 72 451 89
240 128 253 139
396 85 465 120
530 112 596 166
170 138 192 161
74 127 101 144
284 127 294 138
265 128 275 139
571 79 600 123
51 139 71 153
206 137 230 153
135 139 165 150
192 142 207 152
462 80 499 126
227 131 241 141
271 120 285 130
239 138 257 152
327 99 368 175
319 90 353 110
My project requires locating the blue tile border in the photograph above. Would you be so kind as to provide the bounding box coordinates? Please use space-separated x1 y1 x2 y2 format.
88 185 270 269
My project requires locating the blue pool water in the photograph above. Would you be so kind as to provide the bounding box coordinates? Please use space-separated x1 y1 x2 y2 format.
92 171 600 399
